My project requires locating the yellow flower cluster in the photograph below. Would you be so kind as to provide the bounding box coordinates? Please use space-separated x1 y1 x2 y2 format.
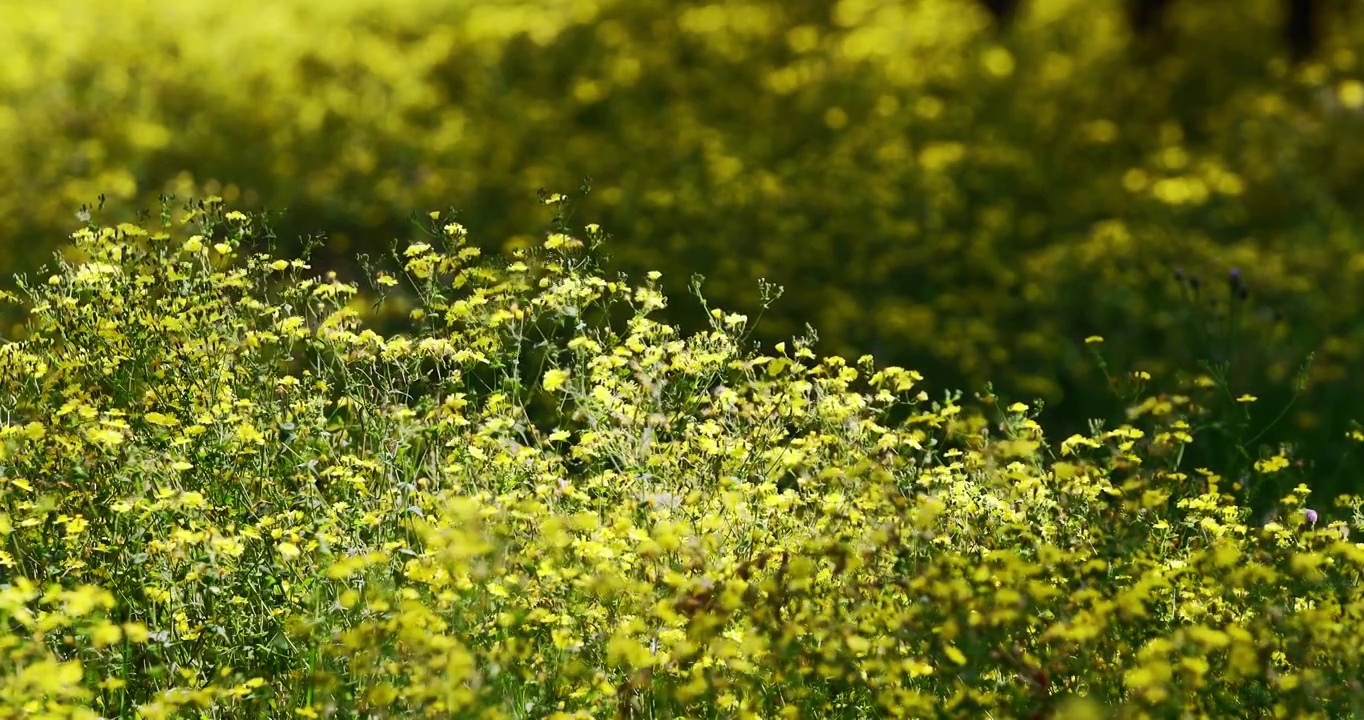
6 0 1364 458
0 203 1362 718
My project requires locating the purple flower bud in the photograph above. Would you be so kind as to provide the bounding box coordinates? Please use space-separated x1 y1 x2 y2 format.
1305 508 1319 526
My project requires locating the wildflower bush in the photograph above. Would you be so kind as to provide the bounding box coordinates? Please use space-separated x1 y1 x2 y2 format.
4 201 1364 718
8 0 1364 502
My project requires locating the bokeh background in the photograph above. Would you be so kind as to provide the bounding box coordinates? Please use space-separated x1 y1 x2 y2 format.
4 0 1364 505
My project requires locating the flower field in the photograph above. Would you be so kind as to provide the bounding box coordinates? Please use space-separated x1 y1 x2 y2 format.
9 0 1364 497
1 202 1363 718
7 0 1364 716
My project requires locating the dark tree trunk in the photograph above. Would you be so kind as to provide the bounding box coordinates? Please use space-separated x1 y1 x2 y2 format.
979 0 1022 22
1129 0 1176 37
1285 0 1320 61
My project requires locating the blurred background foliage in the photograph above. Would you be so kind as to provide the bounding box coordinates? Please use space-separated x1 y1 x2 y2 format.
4 0 1364 500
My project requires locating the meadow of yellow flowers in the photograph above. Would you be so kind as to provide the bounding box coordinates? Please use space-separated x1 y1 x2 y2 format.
6 0 1364 717
8 0 1364 496
0 199 1362 718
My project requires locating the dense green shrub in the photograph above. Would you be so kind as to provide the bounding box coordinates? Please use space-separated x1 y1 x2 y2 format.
6 0 1364 499
2 204 1364 718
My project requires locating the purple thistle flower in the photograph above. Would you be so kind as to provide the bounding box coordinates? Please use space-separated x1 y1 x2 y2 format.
1305 508 1319 526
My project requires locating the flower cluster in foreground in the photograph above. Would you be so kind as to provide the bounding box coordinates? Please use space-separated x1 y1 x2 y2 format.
2 199 1364 719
